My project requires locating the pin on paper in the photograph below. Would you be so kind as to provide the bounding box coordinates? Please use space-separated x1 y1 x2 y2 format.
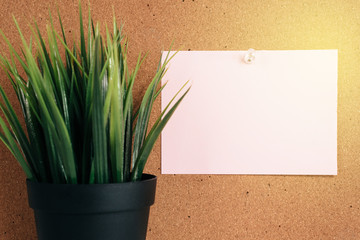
244 48 256 64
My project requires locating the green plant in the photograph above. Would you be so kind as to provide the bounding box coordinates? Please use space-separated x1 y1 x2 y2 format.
0 6 189 184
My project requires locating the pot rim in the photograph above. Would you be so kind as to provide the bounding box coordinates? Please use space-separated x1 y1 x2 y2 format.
26 173 156 185
26 173 157 213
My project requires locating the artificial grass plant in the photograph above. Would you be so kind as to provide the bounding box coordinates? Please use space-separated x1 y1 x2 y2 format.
0 6 189 184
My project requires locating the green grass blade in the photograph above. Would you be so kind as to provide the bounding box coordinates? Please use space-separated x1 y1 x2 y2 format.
55 31 86 77
19 86 49 182
79 2 88 72
123 103 132 181
147 81 190 140
34 22 56 84
131 87 190 181
0 116 35 181
90 30 108 183
0 86 40 178
132 79 157 169
41 119 61 183
0 29 30 75
108 32 124 183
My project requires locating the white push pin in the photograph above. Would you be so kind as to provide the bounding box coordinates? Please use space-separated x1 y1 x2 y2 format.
244 48 256 64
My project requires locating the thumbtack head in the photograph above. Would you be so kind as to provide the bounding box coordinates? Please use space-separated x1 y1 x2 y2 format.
244 48 256 64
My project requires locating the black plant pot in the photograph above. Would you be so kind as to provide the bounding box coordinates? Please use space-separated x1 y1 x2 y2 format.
26 174 157 240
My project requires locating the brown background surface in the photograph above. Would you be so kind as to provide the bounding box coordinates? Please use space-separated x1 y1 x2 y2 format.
0 0 359 239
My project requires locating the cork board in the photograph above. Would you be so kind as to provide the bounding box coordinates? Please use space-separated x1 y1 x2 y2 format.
0 0 359 239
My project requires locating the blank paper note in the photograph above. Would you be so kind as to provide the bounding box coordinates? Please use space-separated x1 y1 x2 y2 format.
161 50 337 175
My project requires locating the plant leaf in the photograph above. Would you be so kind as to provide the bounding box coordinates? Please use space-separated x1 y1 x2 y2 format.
131 86 190 181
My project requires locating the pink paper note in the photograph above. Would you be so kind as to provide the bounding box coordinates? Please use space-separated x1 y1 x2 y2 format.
161 50 337 175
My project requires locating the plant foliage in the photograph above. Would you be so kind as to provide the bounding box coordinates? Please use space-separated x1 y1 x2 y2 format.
0 5 189 184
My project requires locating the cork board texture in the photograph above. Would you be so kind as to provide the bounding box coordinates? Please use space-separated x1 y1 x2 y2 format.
0 0 359 239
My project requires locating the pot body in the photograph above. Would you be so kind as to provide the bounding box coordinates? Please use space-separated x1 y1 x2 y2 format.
26 174 157 240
